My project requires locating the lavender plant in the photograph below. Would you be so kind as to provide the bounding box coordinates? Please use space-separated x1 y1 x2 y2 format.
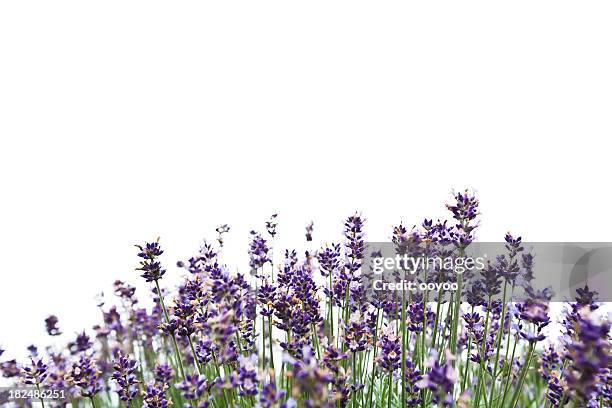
2 191 610 408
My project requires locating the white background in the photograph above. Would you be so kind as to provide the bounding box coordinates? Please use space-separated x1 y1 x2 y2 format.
1 1 611 360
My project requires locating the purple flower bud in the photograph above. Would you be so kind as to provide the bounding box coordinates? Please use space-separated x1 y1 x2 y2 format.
216 224 230 248
1 360 20 378
21 358 47 385
45 315 62 336
27 345 38 357
70 331 93 354
137 242 164 259
305 221 314 242
265 214 278 238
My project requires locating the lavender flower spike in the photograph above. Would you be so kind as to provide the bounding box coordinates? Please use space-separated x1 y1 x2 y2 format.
21 358 48 386
111 352 139 405
45 315 62 336
136 241 166 282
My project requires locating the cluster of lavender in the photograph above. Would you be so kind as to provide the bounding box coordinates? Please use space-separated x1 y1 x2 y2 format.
1 191 610 408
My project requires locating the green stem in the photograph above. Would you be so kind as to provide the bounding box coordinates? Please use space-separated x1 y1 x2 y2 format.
488 280 509 408
510 343 535 408
401 278 407 408
35 383 46 408
387 371 393 408
329 272 334 341
262 314 266 369
474 296 491 407
461 336 473 392
499 333 518 408
268 315 275 369
154 279 187 380
431 290 444 347
188 336 203 375
366 308 381 408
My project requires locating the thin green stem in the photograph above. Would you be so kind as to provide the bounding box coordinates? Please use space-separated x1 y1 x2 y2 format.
366 308 381 408
488 280 509 408
187 336 202 375
154 279 187 380
262 314 266 369
387 371 393 408
499 333 518 408
474 296 492 407
268 315 275 369
401 278 407 408
510 343 535 408
35 383 46 408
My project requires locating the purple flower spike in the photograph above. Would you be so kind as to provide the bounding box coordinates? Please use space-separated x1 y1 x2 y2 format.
286 346 333 407
175 373 209 400
65 355 102 398
317 244 341 278
249 231 271 272
417 353 457 407
343 311 372 353
216 224 230 247
154 363 174 387
233 354 259 396
137 241 164 259
260 378 286 408
266 214 278 238
73 331 93 353
376 325 401 373
446 190 479 247
142 382 171 408
446 190 479 225
111 352 139 404
27 345 38 357
565 308 611 403
305 221 314 242
1 360 20 378
45 315 62 336
136 241 167 282
539 344 561 381
546 373 565 407
404 358 423 406
344 214 365 273
21 358 47 386
517 301 550 343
